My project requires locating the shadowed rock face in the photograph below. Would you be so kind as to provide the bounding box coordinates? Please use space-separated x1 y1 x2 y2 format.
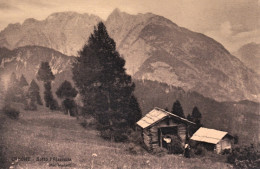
0 9 259 102
0 12 102 56
0 46 73 87
106 9 260 102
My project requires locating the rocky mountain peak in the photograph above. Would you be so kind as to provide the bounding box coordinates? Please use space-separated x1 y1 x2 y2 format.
107 8 132 23
110 8 121 16
23 18 39 25
46 11 81 20
0 9 259 102
2 23 21 32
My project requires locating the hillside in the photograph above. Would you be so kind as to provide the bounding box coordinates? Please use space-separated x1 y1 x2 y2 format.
106 9 260 102
0 105 232 169
134 80 260 144
0 9 259 102
234 42 260 74
0 46 74 92
0 45 258 144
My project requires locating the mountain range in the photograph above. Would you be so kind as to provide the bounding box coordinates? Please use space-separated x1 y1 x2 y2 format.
0 9 259 103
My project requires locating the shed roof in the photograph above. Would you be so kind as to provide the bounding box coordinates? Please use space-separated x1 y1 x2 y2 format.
190 127 228 144
136 107 195 129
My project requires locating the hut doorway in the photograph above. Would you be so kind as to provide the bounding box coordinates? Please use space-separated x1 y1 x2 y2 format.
158 126 178 148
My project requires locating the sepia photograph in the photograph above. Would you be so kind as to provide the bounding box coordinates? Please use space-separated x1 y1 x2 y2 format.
0 0 259 168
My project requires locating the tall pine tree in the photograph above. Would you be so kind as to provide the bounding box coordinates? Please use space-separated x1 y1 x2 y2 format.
9 72 18 87
171 100 185 118
0 70 4 99
19 74 28 88
28 79 42 105
72 22 141 141
19 74 28 103
5 72 22 102
191 106 202 125
127 96 142 129
36 62 58 110
56 80 78 116
187 106 202 137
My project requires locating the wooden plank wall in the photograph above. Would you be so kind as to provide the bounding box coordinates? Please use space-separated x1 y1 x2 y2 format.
141 117 188 151
178 124 186 145
216 138 232 154
143 129 153 151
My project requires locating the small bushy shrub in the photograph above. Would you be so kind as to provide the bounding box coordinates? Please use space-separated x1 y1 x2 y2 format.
100 129 111 140
80 121 87 128
195 145 207 156
233 135 239 144
114 130 128 142
168 135 184 154
3 105 20 119
127 130 143 145
50 99 59 110
0 146 9 169
125 143 145 155
222 149 231 155
152 147 168 157
99 129 128 142
189 148 196 158
227 144 260 169
62 99 77 116
80 117 97 128
24 100 37 111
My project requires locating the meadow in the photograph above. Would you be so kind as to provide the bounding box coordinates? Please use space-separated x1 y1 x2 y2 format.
0 105 233 169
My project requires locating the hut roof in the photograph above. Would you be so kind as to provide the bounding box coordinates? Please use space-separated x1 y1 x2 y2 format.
190 127 228 144
136 107 195 129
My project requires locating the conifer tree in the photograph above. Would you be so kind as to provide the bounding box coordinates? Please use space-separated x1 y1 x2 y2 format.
19 74 28 88
19 74 28 103
171 100 185 118
127 96 142 128
72 22 141 141
36 62 58 110
0 72 4 98
187 114 192 121
188 107 203 137
28 79 42 105
9 72 18 87
56 80 78 116
5 72 22 102
191 106 202 125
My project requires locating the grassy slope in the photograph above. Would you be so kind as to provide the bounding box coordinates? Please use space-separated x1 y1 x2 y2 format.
0 105 232 169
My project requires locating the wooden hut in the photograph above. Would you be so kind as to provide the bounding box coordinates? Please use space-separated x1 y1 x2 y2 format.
136 107 195 152
190 127 233 154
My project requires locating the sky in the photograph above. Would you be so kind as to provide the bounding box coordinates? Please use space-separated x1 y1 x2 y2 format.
0 0 259 52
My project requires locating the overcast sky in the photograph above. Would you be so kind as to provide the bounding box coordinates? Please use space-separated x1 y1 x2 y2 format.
0 0 259 52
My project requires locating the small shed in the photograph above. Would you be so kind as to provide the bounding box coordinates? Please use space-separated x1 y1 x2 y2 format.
190 127 233 154
136 107 195 152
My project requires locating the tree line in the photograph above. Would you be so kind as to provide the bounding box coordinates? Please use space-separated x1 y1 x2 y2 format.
165 100 203 137
3 64 78 116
